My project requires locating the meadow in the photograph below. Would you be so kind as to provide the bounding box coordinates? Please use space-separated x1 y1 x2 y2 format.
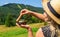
0 23 45 37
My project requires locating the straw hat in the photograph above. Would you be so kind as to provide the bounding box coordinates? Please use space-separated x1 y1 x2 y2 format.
42 0 60 25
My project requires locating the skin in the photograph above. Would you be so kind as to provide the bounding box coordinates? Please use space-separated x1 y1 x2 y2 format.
16 9 48 37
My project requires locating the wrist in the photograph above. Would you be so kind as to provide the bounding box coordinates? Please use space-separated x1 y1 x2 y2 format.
27 27 32 31
29 11 34 15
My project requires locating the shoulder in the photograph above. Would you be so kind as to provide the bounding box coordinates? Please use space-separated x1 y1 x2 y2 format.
36 28 44 37
36 25 50 37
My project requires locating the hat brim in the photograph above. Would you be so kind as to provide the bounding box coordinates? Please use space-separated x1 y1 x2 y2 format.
42 1 60 24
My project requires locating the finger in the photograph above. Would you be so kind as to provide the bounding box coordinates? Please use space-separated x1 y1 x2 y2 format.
16 23 20 27
20 9 26 13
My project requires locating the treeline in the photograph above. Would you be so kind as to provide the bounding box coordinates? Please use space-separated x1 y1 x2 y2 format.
0 3 44 27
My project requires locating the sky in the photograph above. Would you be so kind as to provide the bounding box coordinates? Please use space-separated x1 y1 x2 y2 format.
0 0 42 7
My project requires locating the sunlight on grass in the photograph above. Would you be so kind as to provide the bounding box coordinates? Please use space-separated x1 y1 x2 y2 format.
0 23 45 37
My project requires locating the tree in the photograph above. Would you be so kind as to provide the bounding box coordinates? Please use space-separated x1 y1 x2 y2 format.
5 13 15 27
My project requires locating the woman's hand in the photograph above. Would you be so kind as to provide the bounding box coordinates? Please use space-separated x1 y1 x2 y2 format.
16 23 34 37
16 9 32 22
16 23 31 30
20 9 32 16
16 9 34 37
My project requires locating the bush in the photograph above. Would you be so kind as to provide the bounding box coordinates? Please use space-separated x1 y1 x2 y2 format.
5 13 16 27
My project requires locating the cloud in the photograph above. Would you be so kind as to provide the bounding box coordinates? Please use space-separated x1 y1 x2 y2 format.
4 3 9 4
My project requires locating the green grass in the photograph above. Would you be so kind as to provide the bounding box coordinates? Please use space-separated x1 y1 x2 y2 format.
0 23 45 37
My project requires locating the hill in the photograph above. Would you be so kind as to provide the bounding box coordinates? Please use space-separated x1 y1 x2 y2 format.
0 3 43 25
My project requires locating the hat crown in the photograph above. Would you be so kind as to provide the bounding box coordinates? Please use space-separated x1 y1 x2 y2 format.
50 0 60 14
42 0 60 25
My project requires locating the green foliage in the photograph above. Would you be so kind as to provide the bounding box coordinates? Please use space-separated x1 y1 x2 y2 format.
5 13 11 27
0 23 44 37
5 13 16 27
0 27 38 37
0 28 37 37
0 17 5 25
22 14 43 24
0 3 44 27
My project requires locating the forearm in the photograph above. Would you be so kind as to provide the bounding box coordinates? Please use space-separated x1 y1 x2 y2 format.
28 28 34 37
30 12 45 21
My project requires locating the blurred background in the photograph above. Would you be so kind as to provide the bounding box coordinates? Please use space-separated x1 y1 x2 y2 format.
0 0 46 37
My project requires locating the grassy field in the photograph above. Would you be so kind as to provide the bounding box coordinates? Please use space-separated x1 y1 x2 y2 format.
0 23 45 37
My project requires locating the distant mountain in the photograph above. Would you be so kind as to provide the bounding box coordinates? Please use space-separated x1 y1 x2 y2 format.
0 3 43 16
0 3 44 25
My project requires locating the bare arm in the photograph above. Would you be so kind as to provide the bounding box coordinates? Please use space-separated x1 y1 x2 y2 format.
16 9 46 37
16 9 46 22
30 12 46 21
36 28 44 37
28 28 34 37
